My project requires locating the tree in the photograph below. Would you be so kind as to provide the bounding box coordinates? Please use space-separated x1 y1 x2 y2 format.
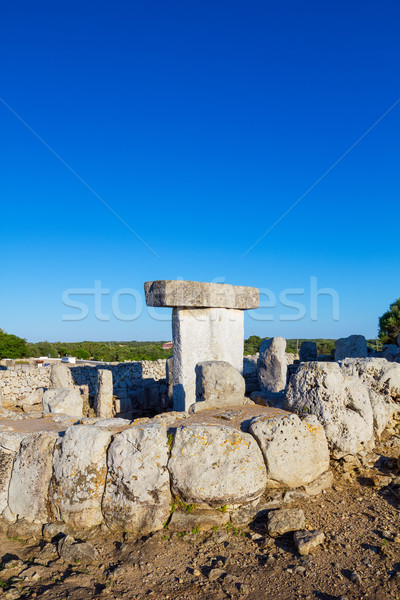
378 298 400 345
0 329 28 359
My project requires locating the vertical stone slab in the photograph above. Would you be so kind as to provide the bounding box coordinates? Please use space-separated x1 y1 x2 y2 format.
8 431 58 522
51 425 113 530
0 432 26 514
94 369 113 418
172 307 244 411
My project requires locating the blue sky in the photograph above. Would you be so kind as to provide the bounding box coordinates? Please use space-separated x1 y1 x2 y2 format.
1 0 399 343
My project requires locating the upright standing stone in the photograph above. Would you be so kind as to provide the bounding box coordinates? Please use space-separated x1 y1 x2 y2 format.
94 369 113 418
257 337 287 398
144 281 259 411
166 356 173 406
299 341 317 362
49 364 74 388
335 335 368 361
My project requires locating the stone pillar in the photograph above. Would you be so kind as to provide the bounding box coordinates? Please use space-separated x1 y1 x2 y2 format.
94 369 113 418
144 280 259 411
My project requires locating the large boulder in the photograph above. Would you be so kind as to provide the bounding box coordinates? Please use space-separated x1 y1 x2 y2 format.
168 424 267 507
94 369 113 418
335 335 367 361
102 423 171 534
257 337 287 398
0 431 26 514
190 361 248 413
285 362 374 456
51 425 113 530
382 345 400 362
249 413 329 488
299 342 317 362
42 388 83 417
338 358 399 435
8 432 58 522
49 364 74 388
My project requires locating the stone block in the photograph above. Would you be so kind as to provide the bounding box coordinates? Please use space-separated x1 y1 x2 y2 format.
299 341 317 362
144 280 259 309
335 335 368 361
172 307 244 411
94 369 113 418
257 337 287 397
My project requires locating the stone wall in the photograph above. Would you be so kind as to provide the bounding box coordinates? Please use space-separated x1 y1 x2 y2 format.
0 405 331 538
0 360 167 409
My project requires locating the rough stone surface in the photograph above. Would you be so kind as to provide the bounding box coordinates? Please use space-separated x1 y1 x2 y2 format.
15 388 44 410
144 280 259 309
249 413 329 488
102 423 171 534
168 424 267 507
382 344 400 362
267 508 305 537
0 431 26 513
94 369 113 418
42 388 83 417
51 425 113 529
168 508 230 532
339 357 400 435
8 431 58 522
335 335 368 361
172 307 244 411
257 337 287 397
299 342 318 362
57 535 99 563
293 530 325 555
285 362 374 456
194 360 246 408
49 364 74 389
303 470 333 496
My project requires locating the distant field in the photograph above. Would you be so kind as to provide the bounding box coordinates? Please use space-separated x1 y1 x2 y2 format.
25 336 382 362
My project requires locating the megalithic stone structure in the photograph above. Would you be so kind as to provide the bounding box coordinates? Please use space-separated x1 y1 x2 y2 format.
144 280 259 411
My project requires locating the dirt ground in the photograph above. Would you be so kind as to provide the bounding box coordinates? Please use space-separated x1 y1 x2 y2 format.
1 436 400 600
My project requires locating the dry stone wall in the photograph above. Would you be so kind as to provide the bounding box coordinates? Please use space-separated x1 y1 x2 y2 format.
0 360 168 409
0 404 332 539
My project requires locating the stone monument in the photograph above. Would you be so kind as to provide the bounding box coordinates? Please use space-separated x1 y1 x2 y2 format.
144 280 259 411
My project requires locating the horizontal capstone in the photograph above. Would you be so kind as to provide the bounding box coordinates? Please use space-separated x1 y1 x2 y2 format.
144 280 259 309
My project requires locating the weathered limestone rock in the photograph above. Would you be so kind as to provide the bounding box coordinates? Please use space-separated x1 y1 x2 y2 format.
267 508 305 537
382 344 400 362
338 358 399 435
303 470 333 496
335 335 368 361
49 364 74 389
285 362 374 456
294 530 325 555
94 369 113 418
58 535 99 563
144 280 259 412
249 413 329 488
168 508 230 532
51 425 113 530
166 356 173 405
15 388 44 410
168 424 267 507
257 337 287 398
102 423 171 534
299 342 317 362
0 431 26 514
42 388 83 417
144 280 259 309
190 361 246 412
8 431 58 522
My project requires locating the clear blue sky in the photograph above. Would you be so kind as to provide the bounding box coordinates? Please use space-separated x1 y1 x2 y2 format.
1 1 399 343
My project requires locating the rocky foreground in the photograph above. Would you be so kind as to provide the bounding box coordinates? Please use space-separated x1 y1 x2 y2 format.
0 432 399 600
